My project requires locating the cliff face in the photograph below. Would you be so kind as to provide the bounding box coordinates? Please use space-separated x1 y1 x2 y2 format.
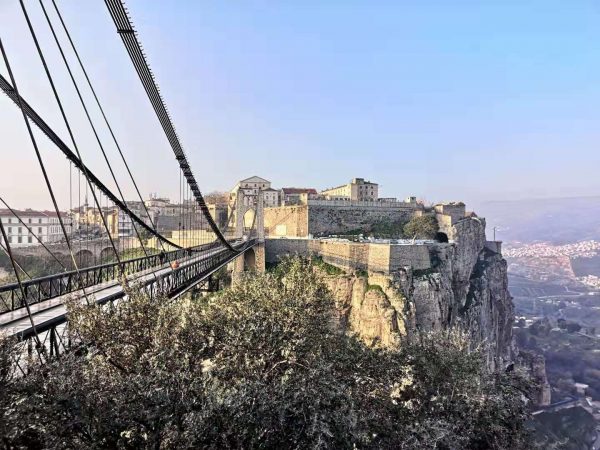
322 216 514 371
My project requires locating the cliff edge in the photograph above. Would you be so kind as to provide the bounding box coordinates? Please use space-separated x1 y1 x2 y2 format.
321 216 514 371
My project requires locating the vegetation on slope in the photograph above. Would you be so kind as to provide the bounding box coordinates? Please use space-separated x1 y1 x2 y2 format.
403 214 439 239
0 257 532 449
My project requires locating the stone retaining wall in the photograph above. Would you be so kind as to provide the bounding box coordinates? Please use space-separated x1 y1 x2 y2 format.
265 238 433 273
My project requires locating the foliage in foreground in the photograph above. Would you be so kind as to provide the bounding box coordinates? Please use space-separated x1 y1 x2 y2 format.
0 258 531 449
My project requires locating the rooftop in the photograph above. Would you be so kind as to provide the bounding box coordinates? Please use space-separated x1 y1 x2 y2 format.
282 187 318 195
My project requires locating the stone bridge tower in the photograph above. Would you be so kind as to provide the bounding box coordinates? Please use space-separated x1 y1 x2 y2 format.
232 189 265 276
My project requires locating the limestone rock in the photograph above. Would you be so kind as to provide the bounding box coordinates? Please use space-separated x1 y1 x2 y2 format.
320 216 515 372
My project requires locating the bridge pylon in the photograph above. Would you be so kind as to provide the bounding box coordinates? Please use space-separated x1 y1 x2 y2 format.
231 190 265 281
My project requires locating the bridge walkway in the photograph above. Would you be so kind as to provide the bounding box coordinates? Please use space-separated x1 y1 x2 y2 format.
0 244 239 339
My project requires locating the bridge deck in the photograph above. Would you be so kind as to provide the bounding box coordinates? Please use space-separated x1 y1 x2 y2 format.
0 245 234 339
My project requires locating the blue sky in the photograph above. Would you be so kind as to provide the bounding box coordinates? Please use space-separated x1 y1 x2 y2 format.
1 1 599 209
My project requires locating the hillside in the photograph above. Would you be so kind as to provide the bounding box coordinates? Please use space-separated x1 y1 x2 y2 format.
475 196 600 244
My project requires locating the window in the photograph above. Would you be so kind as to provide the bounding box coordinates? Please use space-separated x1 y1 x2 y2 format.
28 218 32 224
7 227 11 233
28 237 32 244
8 218 11 224
17 237 22 243
18 227 22 234
39 218 42 224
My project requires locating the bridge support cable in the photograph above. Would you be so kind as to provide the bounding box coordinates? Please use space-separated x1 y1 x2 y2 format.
19 0 125 273
0 75 182 251
37 0 158 264
0 196 68 271
104 0 238 253
0 35 94 311
0 205 43 354
49 0 166 254
0 242 54 303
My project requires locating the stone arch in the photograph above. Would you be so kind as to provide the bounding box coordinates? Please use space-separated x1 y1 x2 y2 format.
243 208 256 229
99 247 115 262
243 248 256 271
75 249 94 267
434 231 449 243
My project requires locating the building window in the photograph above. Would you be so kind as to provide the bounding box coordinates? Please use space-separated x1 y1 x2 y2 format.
28 237 32 244
28 218 32 224
38 227 42 234
39 218 42 224
17 237 22 244
8 218 11 224
7 227 11 233
18 227 22 234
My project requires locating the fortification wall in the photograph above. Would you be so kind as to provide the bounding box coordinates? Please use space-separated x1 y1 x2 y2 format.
307 204 416 236
264 238 311 263
389 245 432 271
265 238 434 273
264 205 309 237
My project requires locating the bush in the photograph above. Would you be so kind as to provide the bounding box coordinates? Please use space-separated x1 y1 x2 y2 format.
403 215 439 239
0 257 532 449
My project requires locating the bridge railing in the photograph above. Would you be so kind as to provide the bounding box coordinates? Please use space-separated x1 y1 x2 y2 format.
0 239 232 313
13 238 257 343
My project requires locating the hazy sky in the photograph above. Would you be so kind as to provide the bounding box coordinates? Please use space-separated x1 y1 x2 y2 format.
1 1 600 210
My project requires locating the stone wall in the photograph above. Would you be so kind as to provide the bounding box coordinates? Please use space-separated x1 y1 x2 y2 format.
389 245 433 271
264 205 309 237
307 203 416 236
265 202 418 238
265 238 432 273
484 240 502 254
264 238 311 264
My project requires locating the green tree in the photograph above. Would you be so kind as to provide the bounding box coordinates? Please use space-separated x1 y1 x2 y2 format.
403 214 440 239
0 257 532 449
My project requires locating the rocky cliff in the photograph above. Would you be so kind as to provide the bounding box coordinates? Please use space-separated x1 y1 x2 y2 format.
321 216 514 371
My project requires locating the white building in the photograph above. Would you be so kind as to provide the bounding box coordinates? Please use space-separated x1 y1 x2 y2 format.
0 209 72 247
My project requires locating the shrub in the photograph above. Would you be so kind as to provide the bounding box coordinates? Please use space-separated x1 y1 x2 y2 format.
0 257 532 449
403 215 439 239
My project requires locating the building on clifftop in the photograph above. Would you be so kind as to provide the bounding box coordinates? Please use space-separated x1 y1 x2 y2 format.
321 177 379 201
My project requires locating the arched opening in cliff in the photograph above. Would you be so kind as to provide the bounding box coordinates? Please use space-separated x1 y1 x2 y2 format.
434 231 449 243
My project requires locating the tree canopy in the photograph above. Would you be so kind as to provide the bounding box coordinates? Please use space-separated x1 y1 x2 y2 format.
403 214 440 239
0 257 531 449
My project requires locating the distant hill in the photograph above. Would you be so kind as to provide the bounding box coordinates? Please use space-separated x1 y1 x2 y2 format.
475 196 600 244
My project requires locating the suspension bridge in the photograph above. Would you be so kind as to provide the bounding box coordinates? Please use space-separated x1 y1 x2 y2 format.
0 0 263 371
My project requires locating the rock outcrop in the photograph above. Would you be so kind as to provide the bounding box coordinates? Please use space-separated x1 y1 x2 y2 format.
321 216 514 371
518 350 552 406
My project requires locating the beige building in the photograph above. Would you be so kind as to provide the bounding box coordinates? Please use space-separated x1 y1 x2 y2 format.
230 176 278 207
321 177 378 201
281 188 318 206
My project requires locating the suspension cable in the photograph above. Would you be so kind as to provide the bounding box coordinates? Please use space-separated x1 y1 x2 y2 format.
0 196 67 270
49 0 166 255
0 220 44 353
104 0 237 252
19 0 124 273
38 0 154 266
0 74 182 250
0 34 92 308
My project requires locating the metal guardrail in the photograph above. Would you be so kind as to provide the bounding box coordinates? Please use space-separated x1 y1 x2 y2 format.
0 239 230 313
16 238 257 341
